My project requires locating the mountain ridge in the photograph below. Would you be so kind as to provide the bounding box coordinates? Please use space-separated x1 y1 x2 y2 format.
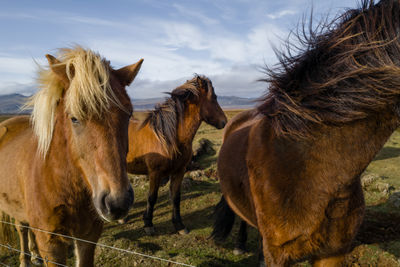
0 94 256 114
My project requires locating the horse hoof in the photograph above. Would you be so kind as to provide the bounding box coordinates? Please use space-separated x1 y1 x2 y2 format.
233 247 246 255
31 254 42 266
144 226 155 235
178 228 190 235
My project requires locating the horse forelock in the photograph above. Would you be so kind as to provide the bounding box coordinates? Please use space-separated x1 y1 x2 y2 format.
26 45 124 157
257 0 400 139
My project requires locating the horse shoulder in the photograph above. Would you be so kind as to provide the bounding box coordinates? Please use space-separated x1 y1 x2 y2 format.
127 121 169 174
0 116 34 222
218 117 258 227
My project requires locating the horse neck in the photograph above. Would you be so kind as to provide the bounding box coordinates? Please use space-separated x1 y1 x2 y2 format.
275 110 400 197
251 110 400 225
176 103 202 146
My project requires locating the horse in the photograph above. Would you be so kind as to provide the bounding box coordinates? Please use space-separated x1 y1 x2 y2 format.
213 0 400 265
126 75 227 235
0 46 143 267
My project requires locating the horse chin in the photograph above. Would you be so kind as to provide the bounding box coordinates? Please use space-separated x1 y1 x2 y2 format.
211 121 226 129
96 209 113 223
95 207 129 223
205 115 227 129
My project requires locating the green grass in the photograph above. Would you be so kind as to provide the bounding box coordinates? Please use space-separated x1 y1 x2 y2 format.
1 110 400 266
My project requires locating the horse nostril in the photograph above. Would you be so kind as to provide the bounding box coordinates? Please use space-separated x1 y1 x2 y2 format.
220 121 227 129
100 192 108 211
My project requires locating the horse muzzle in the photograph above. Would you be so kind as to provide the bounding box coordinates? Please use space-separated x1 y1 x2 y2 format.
94 186 134 222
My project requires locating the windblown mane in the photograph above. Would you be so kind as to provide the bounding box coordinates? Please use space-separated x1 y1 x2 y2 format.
26 46 121 157
258 0 400 138
142 75 210 156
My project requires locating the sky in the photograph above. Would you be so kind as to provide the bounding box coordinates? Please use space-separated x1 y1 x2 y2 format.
0 0 355 99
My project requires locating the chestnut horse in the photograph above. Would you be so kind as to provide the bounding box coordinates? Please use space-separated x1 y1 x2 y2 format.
126 75 227 235
0 46 143 267
214 0 400 266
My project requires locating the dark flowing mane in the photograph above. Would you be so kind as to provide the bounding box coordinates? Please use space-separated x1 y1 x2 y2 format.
142 75 211 156
258 0 400 138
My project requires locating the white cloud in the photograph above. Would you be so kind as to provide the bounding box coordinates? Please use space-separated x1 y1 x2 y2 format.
171 3 219 25
0 56 37 76
0 82 36 96
267 10 297 20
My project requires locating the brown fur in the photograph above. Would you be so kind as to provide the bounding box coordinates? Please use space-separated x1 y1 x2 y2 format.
0 126 7 140
217 0 400 265
127 75 227 233
0 47 143 267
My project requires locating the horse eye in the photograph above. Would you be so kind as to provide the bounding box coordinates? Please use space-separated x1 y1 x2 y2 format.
71 117 79 124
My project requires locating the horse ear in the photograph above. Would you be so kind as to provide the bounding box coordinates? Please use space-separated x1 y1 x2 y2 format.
46 54 70 88
114 58 144 86
196 76 208 94
171 89 193 102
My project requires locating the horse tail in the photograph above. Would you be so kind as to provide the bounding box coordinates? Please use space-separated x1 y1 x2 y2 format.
211 196 235 241
0 212 16 253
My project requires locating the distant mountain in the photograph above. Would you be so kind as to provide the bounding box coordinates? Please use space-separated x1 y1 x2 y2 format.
0 94 256 114
217 96 257 109
0 94 29 114
133 95 257 110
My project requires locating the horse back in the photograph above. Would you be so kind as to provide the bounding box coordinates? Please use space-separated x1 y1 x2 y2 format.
0 115 36 222
223 109 260 141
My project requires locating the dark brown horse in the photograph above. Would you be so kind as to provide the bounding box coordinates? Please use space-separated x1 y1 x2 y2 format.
0 46 143 267
126 75 227 234
213 0 400 265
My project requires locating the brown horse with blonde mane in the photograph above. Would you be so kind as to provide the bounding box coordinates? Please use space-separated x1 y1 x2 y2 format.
0 46 143 267
213 0 400 265
126 75 227 235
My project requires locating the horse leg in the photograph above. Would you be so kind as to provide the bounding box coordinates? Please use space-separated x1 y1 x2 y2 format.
33 231 68 267
28 229 41 266
233 220 247 255
169 170 188 235
15 221 31 267
73 222 102 267
313 255 345 267
258 236 266 267
143 172 161 235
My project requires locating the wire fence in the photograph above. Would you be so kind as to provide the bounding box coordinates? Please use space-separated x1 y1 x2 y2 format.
0 220 196 267
0 243 67 267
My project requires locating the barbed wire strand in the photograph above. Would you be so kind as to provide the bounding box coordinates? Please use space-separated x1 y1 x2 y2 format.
0 220 195 267
0 243 68 267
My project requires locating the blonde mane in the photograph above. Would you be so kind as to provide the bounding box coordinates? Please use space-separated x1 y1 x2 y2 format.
25 46 121 157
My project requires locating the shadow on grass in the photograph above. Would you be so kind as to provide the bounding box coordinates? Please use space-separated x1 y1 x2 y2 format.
197 254 259 267
354 193 400 258
373 146 400 161
104 179 220 231
136 242 162 253
113 205 217 241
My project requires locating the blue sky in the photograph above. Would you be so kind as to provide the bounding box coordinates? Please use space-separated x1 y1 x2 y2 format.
1 0 354 99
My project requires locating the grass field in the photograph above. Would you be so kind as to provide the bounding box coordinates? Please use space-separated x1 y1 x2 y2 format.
1 111 400 266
